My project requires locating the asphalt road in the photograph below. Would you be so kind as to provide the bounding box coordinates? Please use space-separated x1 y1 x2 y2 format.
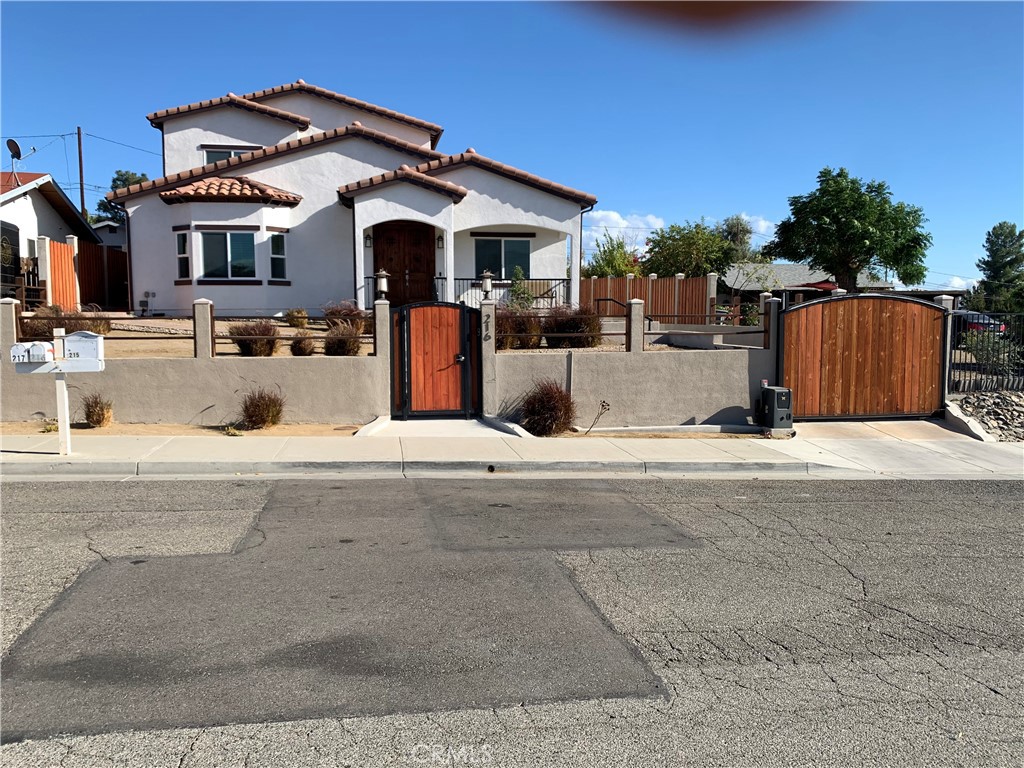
1 478 1021 767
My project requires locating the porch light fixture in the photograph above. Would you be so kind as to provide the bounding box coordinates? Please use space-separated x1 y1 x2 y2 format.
436 234 445 249
375 269 389 300
480 269 493 300
364 233 373 248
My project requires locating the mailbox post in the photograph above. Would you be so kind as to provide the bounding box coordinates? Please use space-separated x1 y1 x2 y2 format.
9 328 106 455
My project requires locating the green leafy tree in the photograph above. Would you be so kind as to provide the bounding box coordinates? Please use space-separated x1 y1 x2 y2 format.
94 170 149 223
961 284 988 312
507 265 534 310
582 230 640 277
641 218 732 277
715 214 754 263
976 221 1024 312
763 167 931 293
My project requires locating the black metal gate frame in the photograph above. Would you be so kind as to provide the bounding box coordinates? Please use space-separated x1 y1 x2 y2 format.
391 301 481 420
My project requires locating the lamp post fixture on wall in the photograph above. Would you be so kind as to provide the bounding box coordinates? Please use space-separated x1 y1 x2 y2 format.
480 270 493 300
364 233 373 248
375 269 389 301
436 234 445 250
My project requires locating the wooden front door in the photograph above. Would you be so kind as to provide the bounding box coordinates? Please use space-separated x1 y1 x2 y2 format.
392 303 481 418
374 221 435 306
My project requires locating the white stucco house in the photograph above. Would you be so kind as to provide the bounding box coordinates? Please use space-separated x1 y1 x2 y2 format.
107 80 597 314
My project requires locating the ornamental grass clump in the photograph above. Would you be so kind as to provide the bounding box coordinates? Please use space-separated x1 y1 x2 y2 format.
228 320 280 357
496 307 542 350
290 330 316 356
81 392 113 428
240 386 286 429
518 379 577 437
284 308 308 329
541 305 601 349
21 304 111 338
324 323 362 356
322 300 368 334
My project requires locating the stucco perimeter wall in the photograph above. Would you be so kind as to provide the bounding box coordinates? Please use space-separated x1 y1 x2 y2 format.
494 349 774 427
0 356 389 425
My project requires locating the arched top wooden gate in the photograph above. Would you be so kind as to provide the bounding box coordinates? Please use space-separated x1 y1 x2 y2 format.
781 294 946 419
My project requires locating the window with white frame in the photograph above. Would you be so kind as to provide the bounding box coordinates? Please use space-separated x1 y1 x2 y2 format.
176 233 189 279
201 232 256 279
270 234 286 279
474 238 530 279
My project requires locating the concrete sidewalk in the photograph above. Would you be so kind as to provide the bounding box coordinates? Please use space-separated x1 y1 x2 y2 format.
1 419 1021 480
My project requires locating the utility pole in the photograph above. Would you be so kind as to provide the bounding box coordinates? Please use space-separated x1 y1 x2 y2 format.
77 127 86 219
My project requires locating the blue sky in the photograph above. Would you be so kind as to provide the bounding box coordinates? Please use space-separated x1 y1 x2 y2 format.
2 1 1021 290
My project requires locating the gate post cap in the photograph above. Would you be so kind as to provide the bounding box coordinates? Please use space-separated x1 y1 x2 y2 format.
0 298 20 305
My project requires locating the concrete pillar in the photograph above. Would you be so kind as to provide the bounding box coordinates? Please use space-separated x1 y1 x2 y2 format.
193 299 214 359
569 234 581 307
935 294 954 401
765 297 782 355
65 235 82 310
0 298 20 345
831 288 847 297
758 292 773 329
674 273 685 318
706 273 718 322
627 298 645 353
36 236 50 282
480 299 497 414
373 298 391 363
935 294 954 311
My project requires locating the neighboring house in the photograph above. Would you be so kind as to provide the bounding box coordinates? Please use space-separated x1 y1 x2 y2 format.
107 80 597 315
91 220 127 248
722 262 894 306
1 171 100 300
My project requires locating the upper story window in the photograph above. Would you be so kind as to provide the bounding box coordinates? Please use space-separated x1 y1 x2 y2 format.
201 232 255 279
474 238 531 279
270 234 287 279
203 146 261 164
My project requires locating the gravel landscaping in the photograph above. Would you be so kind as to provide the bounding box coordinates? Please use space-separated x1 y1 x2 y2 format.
954 390 1024 442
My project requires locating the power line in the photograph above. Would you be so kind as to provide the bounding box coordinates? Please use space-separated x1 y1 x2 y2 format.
1 133 74 139
85 132 161 157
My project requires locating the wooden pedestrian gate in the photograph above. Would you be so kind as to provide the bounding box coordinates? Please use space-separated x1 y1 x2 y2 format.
780 295 946 419
391 302 481 419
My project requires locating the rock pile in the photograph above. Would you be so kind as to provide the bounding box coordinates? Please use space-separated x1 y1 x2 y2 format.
955 391 1024 442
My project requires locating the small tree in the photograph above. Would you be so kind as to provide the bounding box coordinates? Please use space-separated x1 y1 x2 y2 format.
582 230 640 277
763 167 930 293
94 170 149 223
716 214 754 264
641 219 732 278
507 265 534 310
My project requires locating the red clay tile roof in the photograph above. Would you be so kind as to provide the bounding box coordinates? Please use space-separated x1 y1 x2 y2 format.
107 123 444 202
338 165 468 203
242 80 443 148
158 176 302 206
1 171 47 194
413 150 597 207
147 93 311 129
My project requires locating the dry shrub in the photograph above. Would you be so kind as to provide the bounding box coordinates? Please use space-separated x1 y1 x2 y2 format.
284 308 308 329
81 392 113 427
541 305 601 349
518 379 577 436
20 305 111 339
322 300 368 334
228 320 279 357
240 386 285 429
496 308 542 350
290 330 316 356
324 324 362 356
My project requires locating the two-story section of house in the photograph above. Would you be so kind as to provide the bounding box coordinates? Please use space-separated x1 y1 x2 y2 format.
107 80 596 315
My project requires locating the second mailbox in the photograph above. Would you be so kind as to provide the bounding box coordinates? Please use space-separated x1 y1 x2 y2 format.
64 331 105 360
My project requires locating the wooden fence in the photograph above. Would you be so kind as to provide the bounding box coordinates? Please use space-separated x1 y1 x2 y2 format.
47 240 78 311
580 275 713 320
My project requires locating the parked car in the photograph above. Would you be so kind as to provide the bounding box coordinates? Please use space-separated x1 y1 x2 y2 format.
951 310 1006 347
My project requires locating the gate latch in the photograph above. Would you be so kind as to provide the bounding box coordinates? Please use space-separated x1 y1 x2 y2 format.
454 354 465 363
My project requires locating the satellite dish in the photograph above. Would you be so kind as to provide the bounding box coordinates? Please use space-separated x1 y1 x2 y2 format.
6 139 22 161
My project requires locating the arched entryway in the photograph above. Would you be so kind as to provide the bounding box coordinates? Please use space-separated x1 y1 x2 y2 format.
373 220 436 306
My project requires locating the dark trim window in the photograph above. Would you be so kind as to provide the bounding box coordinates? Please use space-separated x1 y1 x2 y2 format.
176 232 189 279
204 148 252 164
201 232 256 279
474 238 530 278
270 233 286 280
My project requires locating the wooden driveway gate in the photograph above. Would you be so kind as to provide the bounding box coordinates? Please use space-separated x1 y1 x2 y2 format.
780 295 946 419
391 302 481 419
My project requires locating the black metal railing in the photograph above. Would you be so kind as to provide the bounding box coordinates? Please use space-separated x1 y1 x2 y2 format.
948 312 1024 393
365 276 570 308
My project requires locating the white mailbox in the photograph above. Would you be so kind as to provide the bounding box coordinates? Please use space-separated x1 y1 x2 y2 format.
64 331 105 361
10 341 55 363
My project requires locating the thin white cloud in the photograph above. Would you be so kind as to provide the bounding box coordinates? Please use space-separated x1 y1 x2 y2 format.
740 212 776 239
582 210 664 255
941 276 978 290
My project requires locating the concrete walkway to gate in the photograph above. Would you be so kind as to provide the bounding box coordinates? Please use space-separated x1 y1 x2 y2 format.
1 418 1021 480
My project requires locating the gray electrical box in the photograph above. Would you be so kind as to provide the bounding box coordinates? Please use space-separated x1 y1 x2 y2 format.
759 385 793 428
